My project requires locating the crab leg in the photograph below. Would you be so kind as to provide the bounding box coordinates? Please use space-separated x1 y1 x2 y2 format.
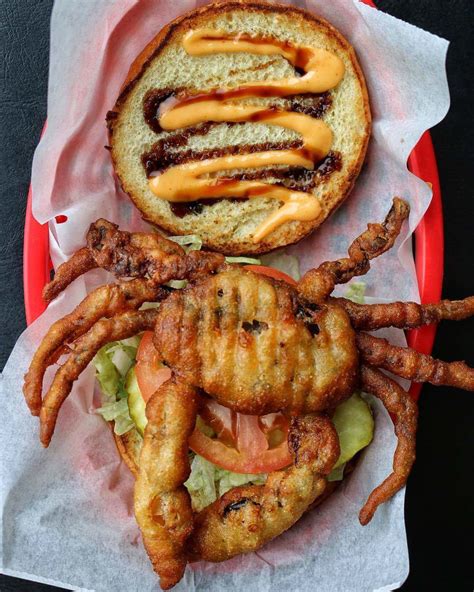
23 279 167 416
359 365 418 525
134 377 198 590
43 219 226 302
188 414 339 563
357 332 474 390
43 247 97 302
298 198 410 303
335 296 474 331
39 307 160 447
86 219 225 285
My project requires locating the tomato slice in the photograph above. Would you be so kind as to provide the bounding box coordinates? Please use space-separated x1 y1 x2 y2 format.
135 331 172 402
189 399 292 474
199 399 235 446
245 264 297 286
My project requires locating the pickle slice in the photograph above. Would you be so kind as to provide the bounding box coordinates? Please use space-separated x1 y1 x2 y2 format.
332 392 374 471
126 367 147 436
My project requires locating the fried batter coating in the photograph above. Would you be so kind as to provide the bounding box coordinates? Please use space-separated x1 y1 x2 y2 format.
42 219 225 302
336 296 474 330
24 279 166 416
43 247 97 302
357 332 474 391
298 198 409 303
40 308 159 447
154 267 358 415
188 414 339 562
359 366 418 525
22 197 474 582
134 378 198 590
87 219 225 285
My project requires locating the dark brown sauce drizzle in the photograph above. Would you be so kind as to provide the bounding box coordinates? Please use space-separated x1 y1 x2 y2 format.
141 91 333 177
143 88 184 133
167 151 341 218
169 197 246 218
200 32 312 67
229 151 342 191
142 88 331 136
142 122 216 176
143 137 301 177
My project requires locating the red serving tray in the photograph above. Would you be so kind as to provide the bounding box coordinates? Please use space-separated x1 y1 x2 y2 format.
23 2 444 401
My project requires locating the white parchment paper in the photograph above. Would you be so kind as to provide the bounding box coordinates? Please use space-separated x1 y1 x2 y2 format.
1 1 449 590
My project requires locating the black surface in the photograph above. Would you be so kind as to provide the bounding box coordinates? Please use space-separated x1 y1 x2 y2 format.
0 1 473 591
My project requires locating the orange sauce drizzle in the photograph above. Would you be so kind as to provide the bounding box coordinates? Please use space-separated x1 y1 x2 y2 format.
148 29 344 242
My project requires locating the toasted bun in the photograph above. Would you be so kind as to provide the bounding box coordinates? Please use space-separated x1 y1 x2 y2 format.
108 0 370 254
114 428 141 478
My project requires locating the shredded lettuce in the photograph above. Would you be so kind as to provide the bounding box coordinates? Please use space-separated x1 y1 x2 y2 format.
327 463 345 482
260 250 301 281
93 338 140 435
345 282 366 304
332 284 368 480
215 465 266 496
170 234 262 267
167 279 188 289
169 234 203 252
184 455 266 512
225 256 261 265
166 232 303 279
93 345 121 402
139 301 161 310
96 398 134 435
165 236 262 286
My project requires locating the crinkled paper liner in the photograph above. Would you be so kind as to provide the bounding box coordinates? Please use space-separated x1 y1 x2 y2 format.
1 1 449 590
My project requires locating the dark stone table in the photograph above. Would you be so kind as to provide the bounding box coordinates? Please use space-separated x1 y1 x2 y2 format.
1 1 472 590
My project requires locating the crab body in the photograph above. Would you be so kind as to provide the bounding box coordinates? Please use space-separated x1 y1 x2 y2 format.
154 267 358 415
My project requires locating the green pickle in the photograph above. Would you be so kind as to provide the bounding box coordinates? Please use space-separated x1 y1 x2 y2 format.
329 392 374 481
126 367 147 436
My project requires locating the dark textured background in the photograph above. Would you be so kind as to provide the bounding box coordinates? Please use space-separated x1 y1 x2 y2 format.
1 1 472 590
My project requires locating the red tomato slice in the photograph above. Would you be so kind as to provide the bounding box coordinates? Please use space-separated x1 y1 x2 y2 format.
135 331 171 402
189 399 292 474
199 399 235 446
245 264 297 286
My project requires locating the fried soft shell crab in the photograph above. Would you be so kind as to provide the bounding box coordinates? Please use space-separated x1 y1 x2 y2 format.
23 198 474 589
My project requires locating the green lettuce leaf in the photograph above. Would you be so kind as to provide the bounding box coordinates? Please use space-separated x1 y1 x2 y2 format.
260 250 301 280
139 301 162 310
169 234 203 252
93 338 140 435
184 455 266 512
93 345 121 403
215 466 266 497
96 398 134 435
225 256 261 265
345 282 366 304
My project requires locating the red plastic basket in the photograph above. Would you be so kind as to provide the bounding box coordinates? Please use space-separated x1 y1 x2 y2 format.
23 2 444 402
